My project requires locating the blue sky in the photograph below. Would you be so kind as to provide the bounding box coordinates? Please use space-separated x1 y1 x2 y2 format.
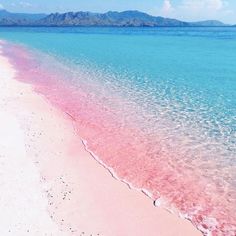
0 0 236 23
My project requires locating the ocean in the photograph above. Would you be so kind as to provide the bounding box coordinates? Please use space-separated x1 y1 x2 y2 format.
0 26 235 235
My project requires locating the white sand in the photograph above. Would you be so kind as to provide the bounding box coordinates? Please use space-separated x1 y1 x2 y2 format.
0 52 64 235
0 46 202 236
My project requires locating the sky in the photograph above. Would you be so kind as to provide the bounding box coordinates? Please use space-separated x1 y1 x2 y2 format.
0 0 236 24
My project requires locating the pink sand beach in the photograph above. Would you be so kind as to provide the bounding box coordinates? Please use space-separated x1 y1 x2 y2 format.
0 43 202 235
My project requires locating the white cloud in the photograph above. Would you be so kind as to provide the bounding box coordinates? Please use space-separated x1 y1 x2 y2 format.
180 0 226 11
165 0 232 22
176 0 231 21
161 0 174 15
9 1 33 9
153 0 175 17
152 0 235 23
207 0 224 10
19 1 33 8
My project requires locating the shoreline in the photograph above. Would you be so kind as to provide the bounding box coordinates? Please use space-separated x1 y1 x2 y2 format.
0 44 201 235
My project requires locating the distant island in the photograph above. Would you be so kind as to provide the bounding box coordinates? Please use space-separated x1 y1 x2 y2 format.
0 9 231 27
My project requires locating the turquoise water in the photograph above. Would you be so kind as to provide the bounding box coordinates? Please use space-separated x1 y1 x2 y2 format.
1 27 236 235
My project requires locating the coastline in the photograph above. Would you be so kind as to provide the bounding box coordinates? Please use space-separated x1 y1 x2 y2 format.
0 43 201 235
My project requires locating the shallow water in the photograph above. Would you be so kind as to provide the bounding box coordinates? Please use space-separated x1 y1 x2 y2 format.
1 27 236 235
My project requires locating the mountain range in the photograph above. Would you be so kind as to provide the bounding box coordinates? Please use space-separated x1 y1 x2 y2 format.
0 9 231 27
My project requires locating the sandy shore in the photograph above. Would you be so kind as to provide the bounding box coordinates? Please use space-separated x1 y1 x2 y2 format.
0 46 202 236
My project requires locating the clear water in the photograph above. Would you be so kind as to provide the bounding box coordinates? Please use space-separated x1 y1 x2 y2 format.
0 27 236 235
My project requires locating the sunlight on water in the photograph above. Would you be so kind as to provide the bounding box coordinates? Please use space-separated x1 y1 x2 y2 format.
1 27 236 235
